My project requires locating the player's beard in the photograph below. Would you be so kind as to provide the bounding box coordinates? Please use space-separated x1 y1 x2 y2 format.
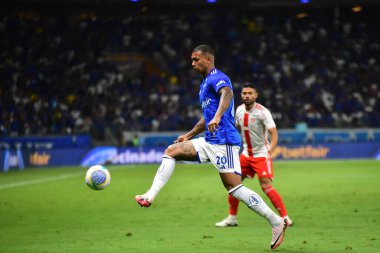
244 100 255 109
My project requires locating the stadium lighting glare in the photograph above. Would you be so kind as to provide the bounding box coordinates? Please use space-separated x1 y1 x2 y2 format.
300 0 310 3
130 0 139 2
296 12 308 19
207 0 217 3
352 5 363 12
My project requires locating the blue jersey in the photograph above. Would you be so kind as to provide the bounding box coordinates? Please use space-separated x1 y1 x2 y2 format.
199 68 241 146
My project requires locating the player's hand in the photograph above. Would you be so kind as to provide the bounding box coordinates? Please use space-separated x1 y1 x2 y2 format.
266 150 271 162
174 135 188 143
267 147 274 161
208 117 220 137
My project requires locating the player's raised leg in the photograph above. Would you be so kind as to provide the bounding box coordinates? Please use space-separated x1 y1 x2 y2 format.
221 173 288 250
135 140 198 207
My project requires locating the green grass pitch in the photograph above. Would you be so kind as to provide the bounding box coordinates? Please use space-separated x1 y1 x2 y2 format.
0 160 379 253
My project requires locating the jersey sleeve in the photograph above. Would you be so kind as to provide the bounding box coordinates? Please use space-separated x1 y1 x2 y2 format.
261 108 276 129
212 75 232 93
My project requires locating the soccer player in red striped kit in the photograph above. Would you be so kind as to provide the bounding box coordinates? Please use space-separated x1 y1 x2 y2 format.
215 82 293 227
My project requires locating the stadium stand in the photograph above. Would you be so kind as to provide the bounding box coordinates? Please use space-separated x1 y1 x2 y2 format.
0 3 379 146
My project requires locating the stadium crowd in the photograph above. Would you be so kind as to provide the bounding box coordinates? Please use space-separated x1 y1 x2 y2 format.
0 5 379 144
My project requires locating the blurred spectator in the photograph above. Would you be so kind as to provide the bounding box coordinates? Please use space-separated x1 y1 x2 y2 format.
132 134 139 148
0 5 379 143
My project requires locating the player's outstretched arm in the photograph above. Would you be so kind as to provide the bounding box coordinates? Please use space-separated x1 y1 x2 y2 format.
175 117 206 143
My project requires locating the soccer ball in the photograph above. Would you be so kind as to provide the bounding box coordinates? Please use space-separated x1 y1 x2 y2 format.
85 165 111 190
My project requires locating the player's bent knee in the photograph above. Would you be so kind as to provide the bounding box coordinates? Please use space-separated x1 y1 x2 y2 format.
164 144 184 159
164 144 176 156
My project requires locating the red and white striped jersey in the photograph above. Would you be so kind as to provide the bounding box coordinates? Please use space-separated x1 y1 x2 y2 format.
235 102 276 158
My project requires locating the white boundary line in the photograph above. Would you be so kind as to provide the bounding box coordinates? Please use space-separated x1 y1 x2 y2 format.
0 166 125 190
0 172 83 190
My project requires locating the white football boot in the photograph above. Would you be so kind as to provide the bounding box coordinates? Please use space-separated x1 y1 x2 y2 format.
283 215 293 226
270 217 288 250
215 215 238 227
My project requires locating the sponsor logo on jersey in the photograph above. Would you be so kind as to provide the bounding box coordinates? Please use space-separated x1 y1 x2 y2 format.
201 98 211 109
216 80 226 87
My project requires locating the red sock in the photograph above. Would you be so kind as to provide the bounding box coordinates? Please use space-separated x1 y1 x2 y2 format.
228 194 240 216
262 186 288 217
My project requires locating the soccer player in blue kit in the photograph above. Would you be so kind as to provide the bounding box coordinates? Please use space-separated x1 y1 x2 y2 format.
135 45 288 250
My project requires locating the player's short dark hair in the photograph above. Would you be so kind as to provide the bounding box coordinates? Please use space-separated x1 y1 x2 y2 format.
242 82 258 93
192 44 215 57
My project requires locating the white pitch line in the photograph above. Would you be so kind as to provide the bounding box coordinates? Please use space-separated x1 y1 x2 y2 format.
0 171 83 190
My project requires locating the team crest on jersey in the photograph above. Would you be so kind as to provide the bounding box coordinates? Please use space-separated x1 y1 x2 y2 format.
250 118 256 123
249 194 260 206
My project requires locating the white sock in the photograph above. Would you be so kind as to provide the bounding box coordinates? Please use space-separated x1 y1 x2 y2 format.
145 155 176 201
229 184 282 226
228 214 237 220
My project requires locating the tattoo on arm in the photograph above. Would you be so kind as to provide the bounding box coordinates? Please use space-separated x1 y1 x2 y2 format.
215 87 233 118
